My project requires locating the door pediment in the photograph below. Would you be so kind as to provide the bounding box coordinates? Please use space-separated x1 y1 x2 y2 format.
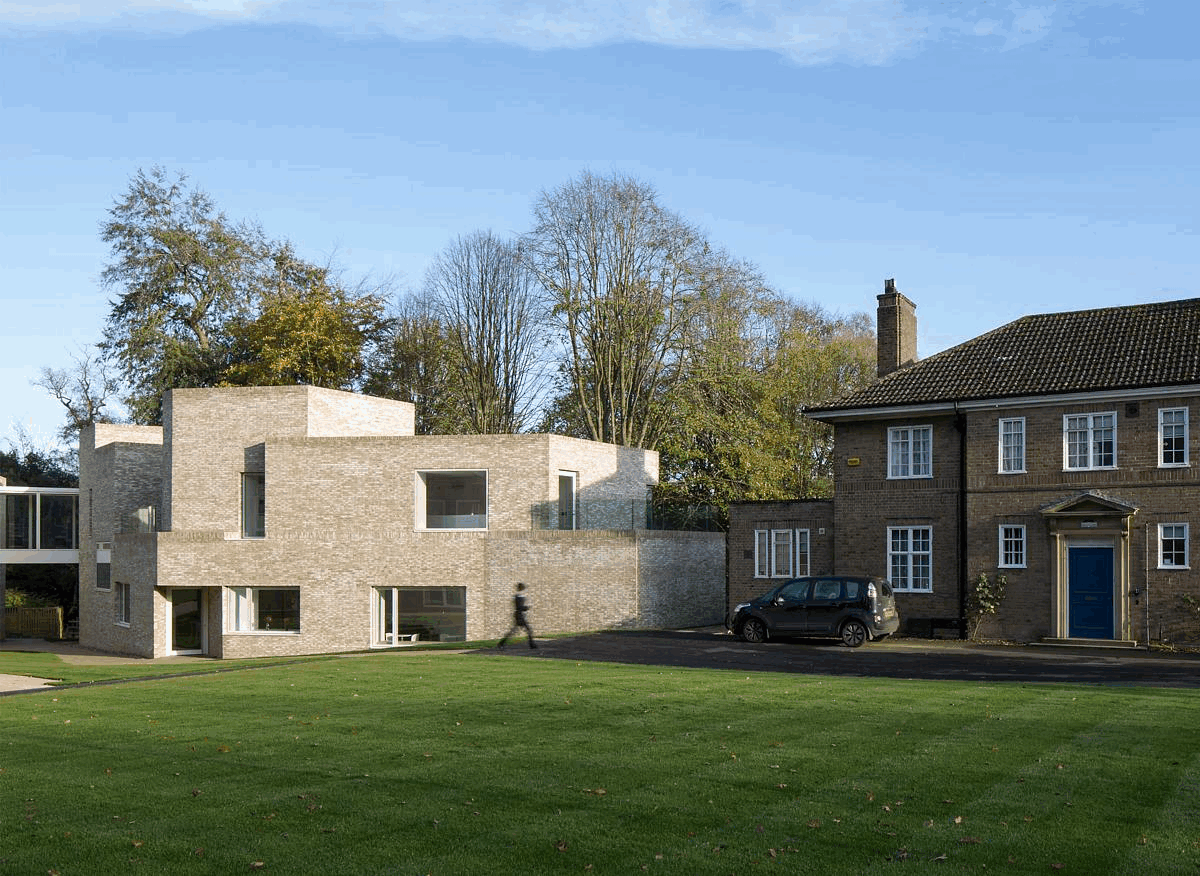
1040 491 1139 520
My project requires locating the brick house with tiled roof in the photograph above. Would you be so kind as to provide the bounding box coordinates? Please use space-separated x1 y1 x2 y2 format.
731 282 1200 645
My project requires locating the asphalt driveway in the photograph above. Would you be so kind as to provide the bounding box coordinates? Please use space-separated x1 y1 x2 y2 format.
503 627 1200 688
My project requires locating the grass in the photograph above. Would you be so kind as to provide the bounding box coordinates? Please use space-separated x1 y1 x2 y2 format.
2 649 1200 874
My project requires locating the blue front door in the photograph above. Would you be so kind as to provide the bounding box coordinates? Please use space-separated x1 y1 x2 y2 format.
1068 547 1114 639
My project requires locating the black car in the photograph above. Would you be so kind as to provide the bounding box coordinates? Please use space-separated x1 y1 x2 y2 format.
727 575 900 647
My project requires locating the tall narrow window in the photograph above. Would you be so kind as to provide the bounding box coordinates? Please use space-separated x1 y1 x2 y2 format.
1064 412 1116 470
1159 523 1189 569
888 426 933 479
999 525 1026 568
1160 408 1189 467
558 471 577 530
116 582 131 625
887 526 933 592
999 418 1026 473
96 562 112 591
241 473 265 538
771 529 794 577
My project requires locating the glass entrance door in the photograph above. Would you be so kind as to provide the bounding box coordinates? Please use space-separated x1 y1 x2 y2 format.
171 588 204 654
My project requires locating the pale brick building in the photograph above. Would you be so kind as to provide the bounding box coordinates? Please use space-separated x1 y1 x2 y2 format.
735 283 1200 645
78 385 724 658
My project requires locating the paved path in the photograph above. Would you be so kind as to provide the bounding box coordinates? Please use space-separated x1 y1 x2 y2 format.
510 628 1200 688
0 637 211 694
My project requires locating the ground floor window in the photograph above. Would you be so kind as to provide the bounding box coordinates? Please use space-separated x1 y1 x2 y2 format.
228 587 300 632
1159 523 1189 569
116 582 130 625
373 586 466 644
887 526 933 592
999 525 1026 568
754 528 810 578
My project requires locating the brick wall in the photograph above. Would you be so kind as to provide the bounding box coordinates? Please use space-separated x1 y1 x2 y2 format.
727 500 834 612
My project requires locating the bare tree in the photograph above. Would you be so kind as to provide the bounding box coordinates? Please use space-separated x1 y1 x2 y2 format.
523 170 710 449
424 231 548 434
33 345 123 444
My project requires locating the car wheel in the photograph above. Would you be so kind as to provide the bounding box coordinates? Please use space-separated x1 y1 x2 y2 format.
740 618 768 643
840 619 868 648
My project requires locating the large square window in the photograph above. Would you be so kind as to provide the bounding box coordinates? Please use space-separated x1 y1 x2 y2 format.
1160 408 1189 468
228 587 300 632
417 471 487 530
888 426 933 479
887 526 932 592
1064 412 1116 470
373 586 466 644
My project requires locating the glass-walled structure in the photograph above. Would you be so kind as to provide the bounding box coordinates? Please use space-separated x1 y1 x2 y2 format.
0 487 79 562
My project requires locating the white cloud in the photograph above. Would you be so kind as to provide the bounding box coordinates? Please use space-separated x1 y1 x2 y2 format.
0 0 1061 65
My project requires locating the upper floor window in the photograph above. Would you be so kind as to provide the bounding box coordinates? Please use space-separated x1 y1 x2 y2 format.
888 426 932 479
887 526 932 592
1160 408 1189 468
998 524 1026 568
241 473 265 538
1064 412 1116 470
417 471 487 530
754 528 810 578
999 418 1026 474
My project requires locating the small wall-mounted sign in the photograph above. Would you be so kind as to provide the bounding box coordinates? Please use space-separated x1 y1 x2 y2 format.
847 457 861 467
1081 520 1098 528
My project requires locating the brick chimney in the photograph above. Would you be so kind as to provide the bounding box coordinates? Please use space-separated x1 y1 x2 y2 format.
876 278 917 378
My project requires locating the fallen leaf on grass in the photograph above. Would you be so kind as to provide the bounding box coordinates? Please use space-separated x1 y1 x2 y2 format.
555 840 568 852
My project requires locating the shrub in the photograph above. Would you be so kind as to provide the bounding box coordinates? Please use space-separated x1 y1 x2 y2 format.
967 571 1007 640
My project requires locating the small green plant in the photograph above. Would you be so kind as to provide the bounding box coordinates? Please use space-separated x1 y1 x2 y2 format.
967 571 1007 640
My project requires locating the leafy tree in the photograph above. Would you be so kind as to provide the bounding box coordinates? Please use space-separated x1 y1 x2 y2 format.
654 289 875 523
99 166 267 423
524 170 710 449
362 293 462 435
424 231 548 433
221 248 389 390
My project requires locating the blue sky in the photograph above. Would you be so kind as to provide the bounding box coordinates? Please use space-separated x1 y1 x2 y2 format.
2 1 1196 451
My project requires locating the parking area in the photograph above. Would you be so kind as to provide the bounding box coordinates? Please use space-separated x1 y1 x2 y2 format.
503 627 1200 688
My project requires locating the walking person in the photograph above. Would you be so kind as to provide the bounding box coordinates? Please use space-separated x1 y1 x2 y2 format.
498 582 537 649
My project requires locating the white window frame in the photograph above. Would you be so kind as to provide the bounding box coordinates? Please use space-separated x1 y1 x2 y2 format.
1159 523 1189 569
415 470 488 531
1159 408 1189 468
1063 412 1117 471
998 524 1026 568
115 581 130 626
753 528 810 578
887 526 933 592
888 425 933 479
227 587 301 633
998 417 1026 474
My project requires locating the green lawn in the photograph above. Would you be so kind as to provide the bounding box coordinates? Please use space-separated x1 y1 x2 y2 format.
2 650 1199 874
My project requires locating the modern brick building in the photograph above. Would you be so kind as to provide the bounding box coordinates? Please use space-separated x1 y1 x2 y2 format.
733 283 1200 645
78 385 724 658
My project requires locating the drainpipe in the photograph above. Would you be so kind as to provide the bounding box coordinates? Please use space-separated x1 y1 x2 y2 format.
955 405 968 640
